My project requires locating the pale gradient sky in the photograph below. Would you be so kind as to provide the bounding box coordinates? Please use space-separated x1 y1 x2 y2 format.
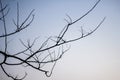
0 0 120 80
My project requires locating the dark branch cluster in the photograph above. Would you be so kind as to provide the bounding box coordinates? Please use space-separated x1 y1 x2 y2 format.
0 0 105 80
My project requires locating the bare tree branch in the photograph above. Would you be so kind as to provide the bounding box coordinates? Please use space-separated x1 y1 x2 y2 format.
0 0 105 80
0 0 7 52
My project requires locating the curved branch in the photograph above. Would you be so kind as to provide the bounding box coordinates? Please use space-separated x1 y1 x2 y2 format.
0 0 105 80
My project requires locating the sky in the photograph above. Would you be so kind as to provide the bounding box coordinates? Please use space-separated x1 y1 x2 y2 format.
0 0 120 80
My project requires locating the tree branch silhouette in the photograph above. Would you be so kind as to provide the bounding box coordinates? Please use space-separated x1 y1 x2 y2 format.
0 0 105 80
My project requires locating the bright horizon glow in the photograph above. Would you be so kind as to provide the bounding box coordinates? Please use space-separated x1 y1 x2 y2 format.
0 0 120 80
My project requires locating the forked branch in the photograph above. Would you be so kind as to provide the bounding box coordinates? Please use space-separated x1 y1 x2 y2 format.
0 0 105 80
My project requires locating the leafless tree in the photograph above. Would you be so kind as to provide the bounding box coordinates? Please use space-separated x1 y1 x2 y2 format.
0 0 105 80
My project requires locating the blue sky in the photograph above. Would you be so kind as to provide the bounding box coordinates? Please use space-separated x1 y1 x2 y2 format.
0 0 120 80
